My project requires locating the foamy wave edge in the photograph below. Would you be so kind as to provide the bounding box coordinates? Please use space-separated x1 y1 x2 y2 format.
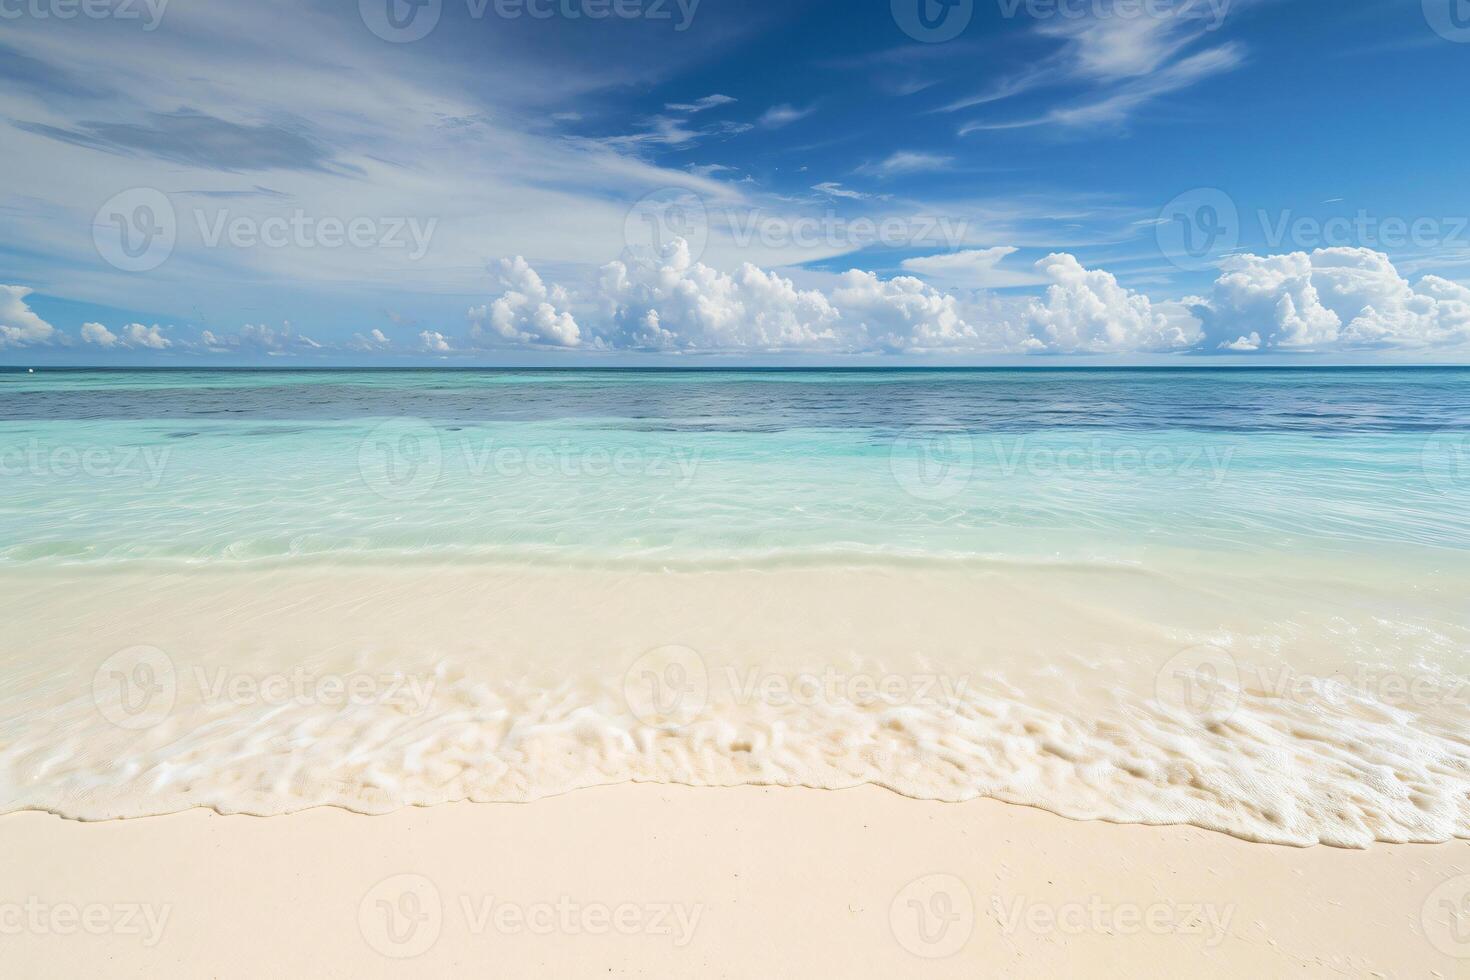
6 668 1468 849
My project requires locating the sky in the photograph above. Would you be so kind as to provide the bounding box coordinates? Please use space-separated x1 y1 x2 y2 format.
2 0 1469 365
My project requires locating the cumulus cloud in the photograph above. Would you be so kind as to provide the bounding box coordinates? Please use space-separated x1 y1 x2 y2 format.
1024 253 1195 352
81 322 119 347
595 239 842 350
238 323 291 351
0 285 58 347
1192 247 1470 352
468 257 582 348
419 330 451 352
121 323 172 349
200 322 311 354
77 320 172 350
472 240 1193 355
456 242 1470 358
830 271 981 351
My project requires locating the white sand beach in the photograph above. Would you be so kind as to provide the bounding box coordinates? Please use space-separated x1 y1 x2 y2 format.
3 783 1467 977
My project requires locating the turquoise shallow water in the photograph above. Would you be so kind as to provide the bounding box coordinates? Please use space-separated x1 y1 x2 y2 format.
2 367 1469 567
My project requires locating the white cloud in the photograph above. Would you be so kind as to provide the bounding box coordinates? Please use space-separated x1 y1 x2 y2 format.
199 322 310 354
475 241 1205 355
121 323 172 349
830 271 981 351
665 94 736 113
349 328 392 350
857 151 953 177
1047 44 1245 129
1024 253 1195 353
0 285 58 347
80 321 119 347
688 163 734 178
901 247 1045 288
419 330 451 353
44 242 1470 361
239 323 289 351
469 257 582 348
961 44 1243 133
811 182 868 201
1193 247 1470 352
759 103 815 128
1040 5 1215 81
951 2 1249 130
0 0 772 317
77 320 172 349
596 239 842 350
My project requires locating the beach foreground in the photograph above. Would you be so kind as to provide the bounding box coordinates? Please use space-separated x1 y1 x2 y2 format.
3 784 1466 977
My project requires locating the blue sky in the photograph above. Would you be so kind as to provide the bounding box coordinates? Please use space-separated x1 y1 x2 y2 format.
2 0 1469 364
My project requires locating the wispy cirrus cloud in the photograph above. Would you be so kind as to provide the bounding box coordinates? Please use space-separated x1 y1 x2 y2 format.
945 0 1249 130
15 109 347 174
959 42 1244 133
665 94 737 113
856 151 954 177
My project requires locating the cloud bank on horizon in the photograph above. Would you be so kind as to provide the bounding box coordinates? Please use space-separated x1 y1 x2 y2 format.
2 0 1469 362
10 242 1466 357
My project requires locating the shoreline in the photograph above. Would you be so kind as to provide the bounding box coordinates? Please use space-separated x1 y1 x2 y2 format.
4 783 1466 977
4 564 1467 844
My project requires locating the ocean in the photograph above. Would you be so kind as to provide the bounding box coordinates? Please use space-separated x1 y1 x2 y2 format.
3 366 1469 565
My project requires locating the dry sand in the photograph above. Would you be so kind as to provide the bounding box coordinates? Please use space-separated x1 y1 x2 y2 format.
3 784 1467 977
